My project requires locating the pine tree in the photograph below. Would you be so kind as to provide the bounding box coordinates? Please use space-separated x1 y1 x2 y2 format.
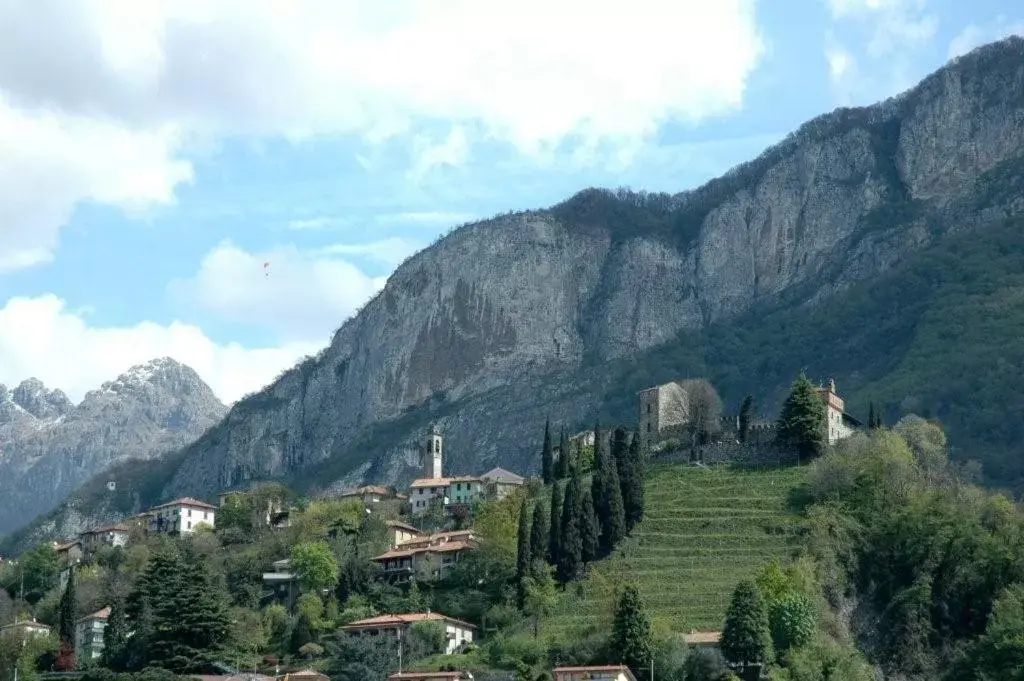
556 430 570 479
516 498 532 608
775 373 827 460
620 432 645 533
529 500 548 563
610 585 653 677
56 565 77 671
557 472 583 583
547 483 562 565
738 395 754 443
579 488 599 564
102 599 128 670
541 418 554 485
721 581 774 678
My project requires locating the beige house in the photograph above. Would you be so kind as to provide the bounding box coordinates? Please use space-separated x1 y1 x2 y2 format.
388 673 471 681
387 520 424 548
481 467 525 499
554 667 638 681
342 612 475 654
147 497 217 535
372 530 476 583
0 619 52 640
336 485 397 505
75 607 110 662
637 381 692 448
79 523 130 553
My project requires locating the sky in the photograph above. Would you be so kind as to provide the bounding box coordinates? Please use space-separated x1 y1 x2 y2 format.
0 0 1021 406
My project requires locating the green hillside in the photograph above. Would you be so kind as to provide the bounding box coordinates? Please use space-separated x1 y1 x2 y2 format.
542 461 808 638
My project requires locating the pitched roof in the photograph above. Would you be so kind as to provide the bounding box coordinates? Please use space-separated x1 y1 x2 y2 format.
386 520 422 534
339 485 391 497
341 612 475 630
682 630 722 645
78 607 111 622
554 666 638 681
283 670 328 680
481 467 524 484
409 478 451 488
82 523 130 535
149 497 217 511
448 475 482 484
53 540 81 551
388 674 467 681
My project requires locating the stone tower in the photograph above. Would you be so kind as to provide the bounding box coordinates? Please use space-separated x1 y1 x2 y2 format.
425 424 444 479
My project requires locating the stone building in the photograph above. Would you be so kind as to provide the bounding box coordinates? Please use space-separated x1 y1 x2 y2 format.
814 379 860 444
637 381 690 448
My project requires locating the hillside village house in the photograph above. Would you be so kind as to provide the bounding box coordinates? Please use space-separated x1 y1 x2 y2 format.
408 426 524 516
388 673 472 681
280 670 329 681
262 558 299 609
554 667 638 681
79 523 130 553
387 520 424 549
335 485 401 505
53 540 83 565
0 619 51 640
147 497 217 535
342 612 475 654
372 530 477 582
75 607 110 662
217 490 287 527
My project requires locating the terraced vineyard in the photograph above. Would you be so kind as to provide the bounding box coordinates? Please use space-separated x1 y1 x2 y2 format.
542 461 809 638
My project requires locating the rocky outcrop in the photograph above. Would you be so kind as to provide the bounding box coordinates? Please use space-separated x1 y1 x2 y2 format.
0 358 227 534
156 39 1024 498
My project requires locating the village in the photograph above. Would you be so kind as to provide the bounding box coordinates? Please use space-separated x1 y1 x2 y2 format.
1 376 862 681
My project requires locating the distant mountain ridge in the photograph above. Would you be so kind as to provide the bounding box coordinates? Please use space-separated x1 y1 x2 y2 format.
0 358 227 535
6 37 1024 555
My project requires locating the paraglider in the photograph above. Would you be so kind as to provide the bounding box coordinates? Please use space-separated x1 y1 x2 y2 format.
263 261 270 278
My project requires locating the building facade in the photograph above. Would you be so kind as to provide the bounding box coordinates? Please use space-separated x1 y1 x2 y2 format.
480 468 525 500
372 530 476 582
147 497 217 534
75 607 110 663
387 520 424 548
342 612 474 654
0 620 51 640
814 379 858 444
554 667 638 681
638 381 691 448
79 524 130 553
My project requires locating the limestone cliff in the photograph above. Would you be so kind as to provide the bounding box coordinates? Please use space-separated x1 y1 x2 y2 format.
159 38 1024 496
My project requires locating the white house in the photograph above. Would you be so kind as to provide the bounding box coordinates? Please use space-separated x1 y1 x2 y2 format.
0 619 52 640
815 379 860 445
147 497 217 535
554 667 638 681
341 612 475 654
75 607 110 662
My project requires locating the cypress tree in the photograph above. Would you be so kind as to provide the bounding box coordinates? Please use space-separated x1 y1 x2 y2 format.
721 580 774 678
868 403 877 430
775 373 827 460
738 395 754 443
547 483 562 565
580 488 599 564
557 430 570 479
530 500 548 563
591 422 606 524
541 418 554 485
56 565 77 671
516 498 532 607
610 585 653 678
557 472 583 583
621 432 645 533
102 599 128 670
601 456 627 554
611 427 630 484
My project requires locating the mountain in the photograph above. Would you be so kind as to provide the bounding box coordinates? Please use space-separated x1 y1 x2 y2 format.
6 37 1024 553
0 358 227 535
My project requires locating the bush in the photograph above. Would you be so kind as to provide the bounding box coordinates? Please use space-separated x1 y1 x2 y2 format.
486 633 547 668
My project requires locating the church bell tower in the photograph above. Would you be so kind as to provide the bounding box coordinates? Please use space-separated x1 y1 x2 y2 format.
425 425 444 479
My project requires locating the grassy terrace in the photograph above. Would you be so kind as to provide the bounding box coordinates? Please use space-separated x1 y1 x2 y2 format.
542 461 809 638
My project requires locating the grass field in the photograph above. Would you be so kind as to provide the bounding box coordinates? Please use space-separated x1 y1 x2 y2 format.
542 461 809 638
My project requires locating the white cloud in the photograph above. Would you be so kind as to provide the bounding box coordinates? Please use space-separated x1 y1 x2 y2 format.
948 18 1024 60
168 240 389 343
408 126 471 182
826 0 936 57
826 45 856 83
0 0 765 271
0 294 319 404
316 237 424 267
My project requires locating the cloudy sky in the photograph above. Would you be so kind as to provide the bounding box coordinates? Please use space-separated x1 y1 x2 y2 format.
0 0 1020 405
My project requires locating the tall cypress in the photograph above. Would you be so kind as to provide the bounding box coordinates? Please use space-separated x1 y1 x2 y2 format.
541 418 554 485
868 403 877 430
557 430 570 479
621 432 645 533
516 498 532 607
602 454 627 554
56 564 77 670
557 473 583 583
102 599 128 670
591 422 606 522
610 585 654 678
739 395 754 443
580 488 599 564
547 482 562 565
530 500 548 563
611 427 629 482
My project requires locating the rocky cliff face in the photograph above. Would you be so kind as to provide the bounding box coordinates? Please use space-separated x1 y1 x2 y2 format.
0 358 227 534
155 38 1024 498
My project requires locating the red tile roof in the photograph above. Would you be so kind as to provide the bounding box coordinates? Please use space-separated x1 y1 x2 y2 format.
78 607 111 622
409 478 452 488
341 612 475 630
149 497 217 511
387 520 422 534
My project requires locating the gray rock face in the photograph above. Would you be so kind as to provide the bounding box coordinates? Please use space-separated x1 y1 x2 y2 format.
0 358 227 534
154 38 1024 499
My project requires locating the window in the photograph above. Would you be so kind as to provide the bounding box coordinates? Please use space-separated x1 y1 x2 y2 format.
647 404 651 414
187 521 192 530
647 423 651 432
188 508 192 517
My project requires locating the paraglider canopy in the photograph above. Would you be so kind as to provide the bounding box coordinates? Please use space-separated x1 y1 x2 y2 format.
263 261 270 277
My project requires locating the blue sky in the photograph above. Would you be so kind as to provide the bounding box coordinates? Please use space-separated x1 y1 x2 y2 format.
0 0 1020 404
